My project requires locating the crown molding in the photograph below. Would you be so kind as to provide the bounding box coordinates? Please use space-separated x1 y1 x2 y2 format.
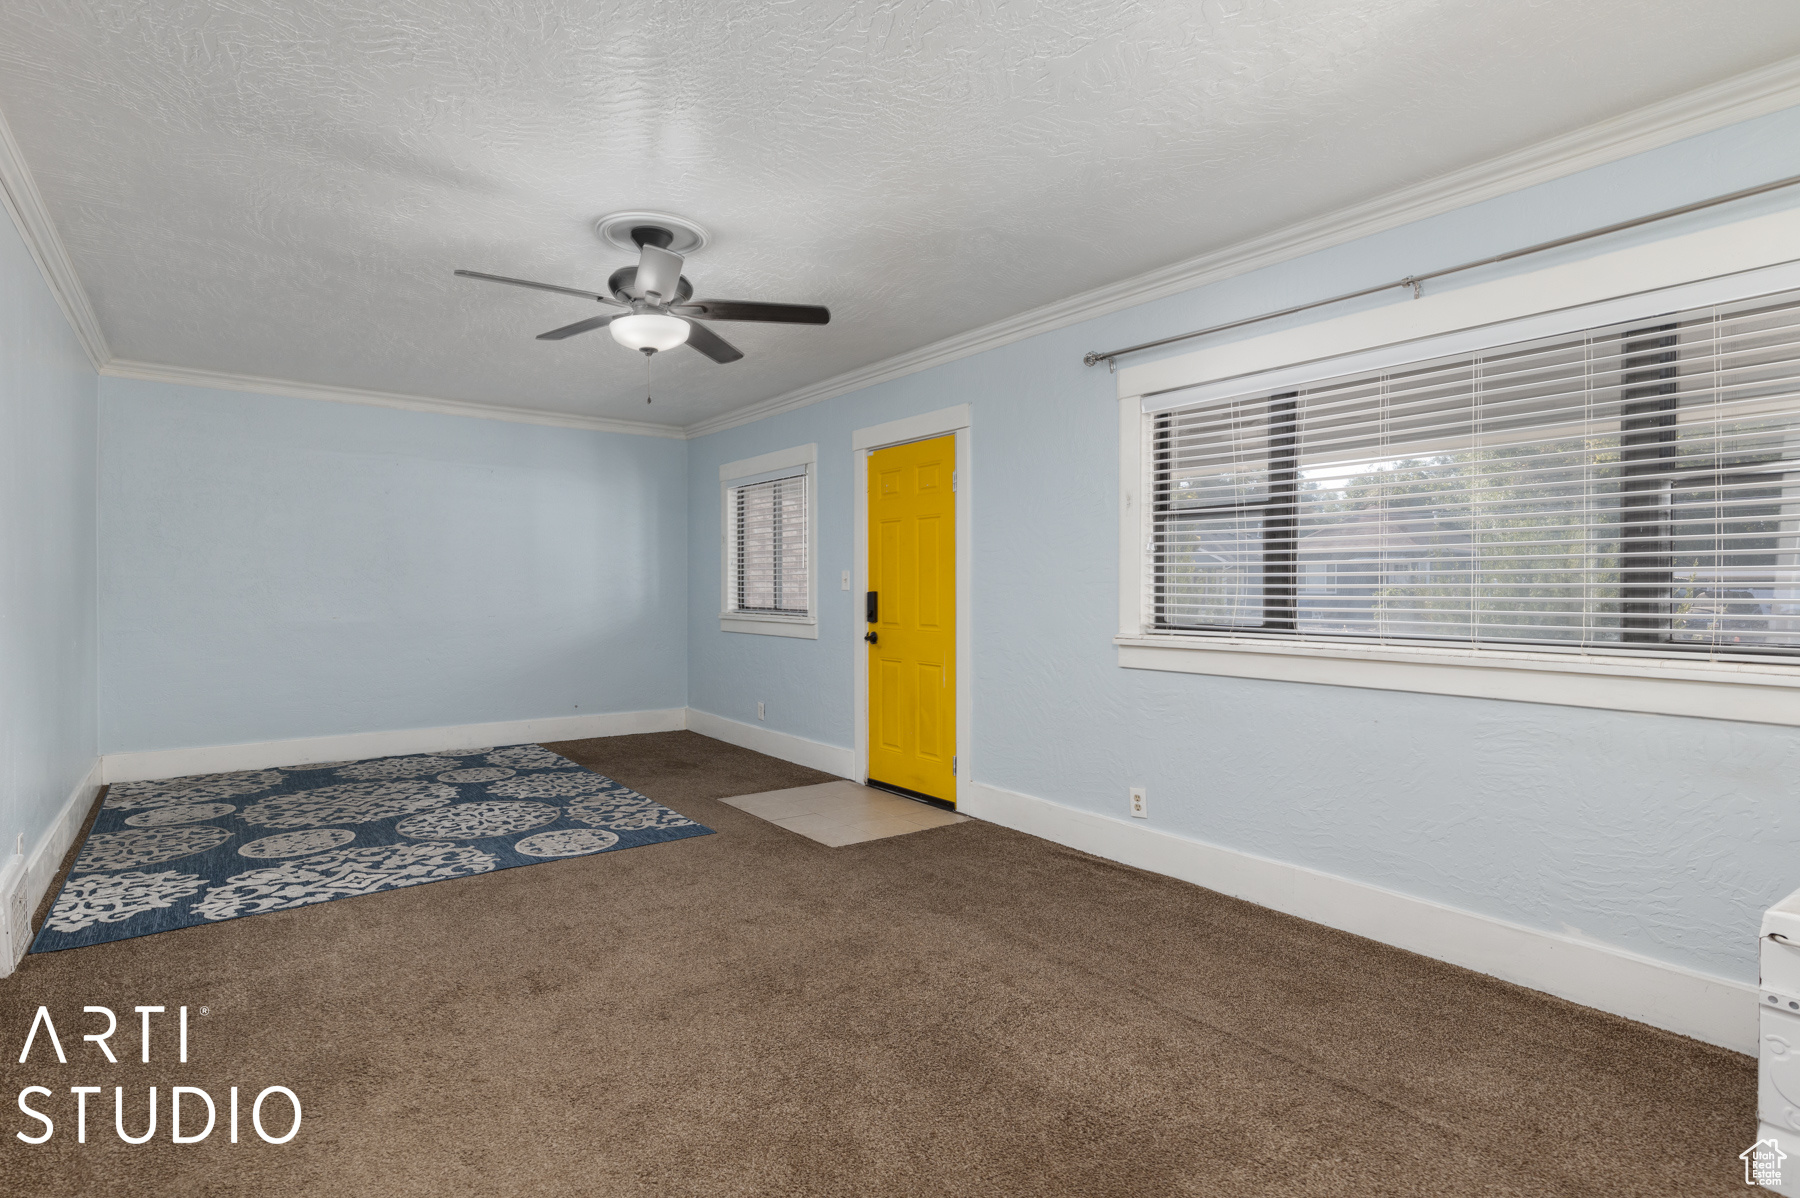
100 360 686 438
683 54 1800 439
0 103 108 369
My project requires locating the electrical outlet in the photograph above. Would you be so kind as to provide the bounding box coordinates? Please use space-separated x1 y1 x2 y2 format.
756 701 766 721
1129 787 1148 819
841 570 850 591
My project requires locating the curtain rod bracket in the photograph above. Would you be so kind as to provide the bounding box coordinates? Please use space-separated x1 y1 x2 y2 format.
1402 276 1422 300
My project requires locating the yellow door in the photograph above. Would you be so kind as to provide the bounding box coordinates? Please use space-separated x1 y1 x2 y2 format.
867 434 956 805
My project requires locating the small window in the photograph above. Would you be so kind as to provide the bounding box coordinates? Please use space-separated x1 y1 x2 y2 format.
720 444 817 637
732 473 809 616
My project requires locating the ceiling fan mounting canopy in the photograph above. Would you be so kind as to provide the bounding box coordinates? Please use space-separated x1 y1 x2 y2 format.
593 211 708 256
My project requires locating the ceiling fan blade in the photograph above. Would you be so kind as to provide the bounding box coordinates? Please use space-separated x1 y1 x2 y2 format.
675 300 829 325
455 269 622 305
636 244 685 303
682 319 744 364
536 314 616 340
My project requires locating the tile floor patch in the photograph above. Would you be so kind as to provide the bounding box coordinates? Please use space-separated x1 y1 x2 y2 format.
722 781 968 846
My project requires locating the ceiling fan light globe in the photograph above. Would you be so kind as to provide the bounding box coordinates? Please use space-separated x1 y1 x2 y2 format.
609 313 689 353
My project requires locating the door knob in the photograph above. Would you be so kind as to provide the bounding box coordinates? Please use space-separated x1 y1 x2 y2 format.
864 631 878 644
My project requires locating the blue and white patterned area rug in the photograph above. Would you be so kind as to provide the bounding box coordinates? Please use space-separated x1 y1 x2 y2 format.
31 744 712 953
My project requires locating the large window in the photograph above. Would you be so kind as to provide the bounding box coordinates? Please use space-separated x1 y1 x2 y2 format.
720 444 817 638
1146 288 1800 662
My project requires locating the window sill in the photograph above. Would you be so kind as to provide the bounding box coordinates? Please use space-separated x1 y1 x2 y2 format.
722 614 818 640
1114 634 1800 727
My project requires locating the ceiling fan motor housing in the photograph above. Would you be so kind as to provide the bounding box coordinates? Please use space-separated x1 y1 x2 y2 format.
607 265 693 306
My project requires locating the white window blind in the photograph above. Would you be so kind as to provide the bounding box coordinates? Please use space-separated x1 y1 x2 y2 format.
1146 285 1800 662
732 473 809 616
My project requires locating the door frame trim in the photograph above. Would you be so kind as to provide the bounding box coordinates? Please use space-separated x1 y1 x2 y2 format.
852 404 972 807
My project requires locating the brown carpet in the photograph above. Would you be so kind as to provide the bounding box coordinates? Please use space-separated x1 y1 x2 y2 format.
0 731 1753 1196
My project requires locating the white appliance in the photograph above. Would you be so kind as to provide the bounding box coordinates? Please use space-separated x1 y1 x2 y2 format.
1760 887 1800 1195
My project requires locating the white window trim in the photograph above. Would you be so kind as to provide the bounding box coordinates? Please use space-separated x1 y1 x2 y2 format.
1115 214 1800 729
721 443 818 638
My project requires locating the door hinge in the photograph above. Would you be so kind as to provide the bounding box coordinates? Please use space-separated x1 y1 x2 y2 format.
952 756 957 776
952 470 957 493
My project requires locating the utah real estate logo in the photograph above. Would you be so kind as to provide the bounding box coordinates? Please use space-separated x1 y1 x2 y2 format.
1744 1137 1787 1188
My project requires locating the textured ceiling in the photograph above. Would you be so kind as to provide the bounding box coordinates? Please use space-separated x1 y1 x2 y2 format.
4 2 1800 429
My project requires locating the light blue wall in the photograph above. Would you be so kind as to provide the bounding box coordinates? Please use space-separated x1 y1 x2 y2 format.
99 380 688 752
688 105 1800 985
0 211 99 863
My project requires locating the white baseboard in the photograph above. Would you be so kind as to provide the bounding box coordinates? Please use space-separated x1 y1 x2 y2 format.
1 758 103 977
684 708 857 779
964 781 1759 1054
101 709 689 783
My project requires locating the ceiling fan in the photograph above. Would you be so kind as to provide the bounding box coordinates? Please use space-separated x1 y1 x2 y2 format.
455 224 829 365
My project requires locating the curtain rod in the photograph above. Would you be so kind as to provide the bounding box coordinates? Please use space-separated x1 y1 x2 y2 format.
1082 172 1800 369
